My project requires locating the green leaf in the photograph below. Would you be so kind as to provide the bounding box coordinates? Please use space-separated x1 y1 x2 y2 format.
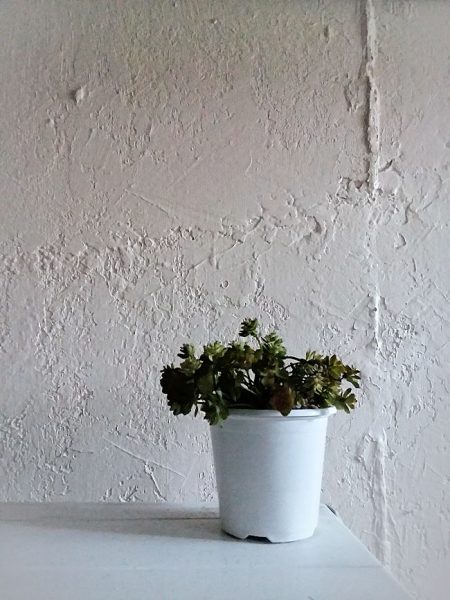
178 343 196 359
203 342 226 360
179 356 202 375
197 372 214 395
239 318 259 338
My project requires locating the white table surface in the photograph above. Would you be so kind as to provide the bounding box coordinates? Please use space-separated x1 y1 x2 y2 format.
0 503 411 600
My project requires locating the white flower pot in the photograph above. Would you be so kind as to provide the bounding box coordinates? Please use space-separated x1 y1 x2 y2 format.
210 407 336 542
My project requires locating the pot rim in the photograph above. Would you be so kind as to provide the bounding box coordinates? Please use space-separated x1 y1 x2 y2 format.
224 407 337 420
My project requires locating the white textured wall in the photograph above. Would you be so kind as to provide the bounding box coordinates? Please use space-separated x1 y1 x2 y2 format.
1 1 449 598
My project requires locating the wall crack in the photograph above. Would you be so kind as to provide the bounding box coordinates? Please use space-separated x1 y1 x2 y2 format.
363 0 380 192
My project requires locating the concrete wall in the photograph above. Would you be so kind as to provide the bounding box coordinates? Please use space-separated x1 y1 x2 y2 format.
1 1 449 598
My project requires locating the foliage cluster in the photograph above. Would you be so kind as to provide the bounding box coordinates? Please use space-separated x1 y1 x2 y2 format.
160 319 360 425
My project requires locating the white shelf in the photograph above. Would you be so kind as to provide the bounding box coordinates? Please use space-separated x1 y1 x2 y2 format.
0 504 411 600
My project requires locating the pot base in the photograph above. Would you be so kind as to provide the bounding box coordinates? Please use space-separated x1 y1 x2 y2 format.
221 522 316 543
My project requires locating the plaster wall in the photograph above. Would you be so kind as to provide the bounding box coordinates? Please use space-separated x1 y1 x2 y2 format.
0 2 449 598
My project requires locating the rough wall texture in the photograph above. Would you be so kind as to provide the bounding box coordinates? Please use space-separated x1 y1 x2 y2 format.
0 1 449 598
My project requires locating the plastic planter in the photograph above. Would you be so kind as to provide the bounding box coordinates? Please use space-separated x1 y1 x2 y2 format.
210 407 336 542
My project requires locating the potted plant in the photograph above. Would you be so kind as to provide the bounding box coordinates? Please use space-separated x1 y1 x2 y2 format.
160 318 360 542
